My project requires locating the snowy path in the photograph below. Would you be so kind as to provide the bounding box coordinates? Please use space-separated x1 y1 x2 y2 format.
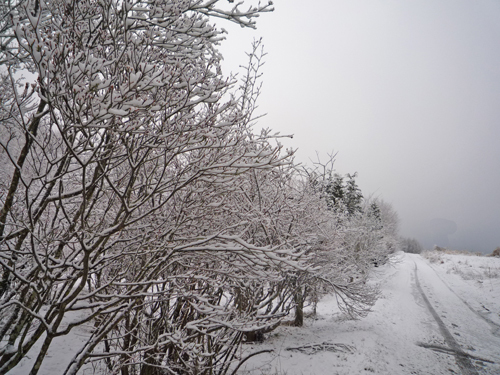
414 260 493 374
240 253 500 375
412 255 500 375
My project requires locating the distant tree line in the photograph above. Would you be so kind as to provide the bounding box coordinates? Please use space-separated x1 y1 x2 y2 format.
400 237 424 254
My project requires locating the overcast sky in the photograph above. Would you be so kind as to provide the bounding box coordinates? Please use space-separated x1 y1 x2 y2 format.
219 0 500 253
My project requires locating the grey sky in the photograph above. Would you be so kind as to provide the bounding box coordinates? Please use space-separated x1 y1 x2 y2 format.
219 0 500 253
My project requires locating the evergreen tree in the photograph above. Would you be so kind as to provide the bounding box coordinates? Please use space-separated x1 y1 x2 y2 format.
324 173 344 209
368 202 382 230
320 172 363 217
344 173 363 216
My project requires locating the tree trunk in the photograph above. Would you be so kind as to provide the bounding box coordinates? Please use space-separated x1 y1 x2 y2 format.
294 288 304 327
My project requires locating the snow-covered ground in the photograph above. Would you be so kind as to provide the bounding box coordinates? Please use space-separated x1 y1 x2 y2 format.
6 251 500 374
238 251 500 375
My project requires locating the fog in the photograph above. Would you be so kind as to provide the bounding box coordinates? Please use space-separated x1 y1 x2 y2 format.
219 0 500 253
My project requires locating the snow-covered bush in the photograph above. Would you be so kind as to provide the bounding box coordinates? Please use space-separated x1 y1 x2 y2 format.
422 250 444 263
0 1 303 374
491 247 500 257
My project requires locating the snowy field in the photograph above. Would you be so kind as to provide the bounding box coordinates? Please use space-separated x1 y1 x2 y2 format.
7 251 500 375
238 251 500 375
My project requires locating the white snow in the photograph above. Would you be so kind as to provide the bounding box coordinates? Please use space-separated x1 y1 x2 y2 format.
6 252 500 374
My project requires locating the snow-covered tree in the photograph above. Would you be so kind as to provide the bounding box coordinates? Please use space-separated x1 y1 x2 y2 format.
0 1 405 373
279 160 381 321
343 173 363 216
0 1 317 374
298 158 401 319
298 184 379 320
335 197 399 271
216 160 381 328
310 157 363 217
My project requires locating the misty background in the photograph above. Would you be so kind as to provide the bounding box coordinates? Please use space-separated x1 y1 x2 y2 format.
219 0 500 253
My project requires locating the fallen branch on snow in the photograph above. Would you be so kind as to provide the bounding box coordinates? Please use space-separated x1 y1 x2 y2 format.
286 342 355 355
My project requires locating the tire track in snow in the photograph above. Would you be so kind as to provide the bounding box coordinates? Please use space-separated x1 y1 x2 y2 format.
425 261 500 337
413 263 479 375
